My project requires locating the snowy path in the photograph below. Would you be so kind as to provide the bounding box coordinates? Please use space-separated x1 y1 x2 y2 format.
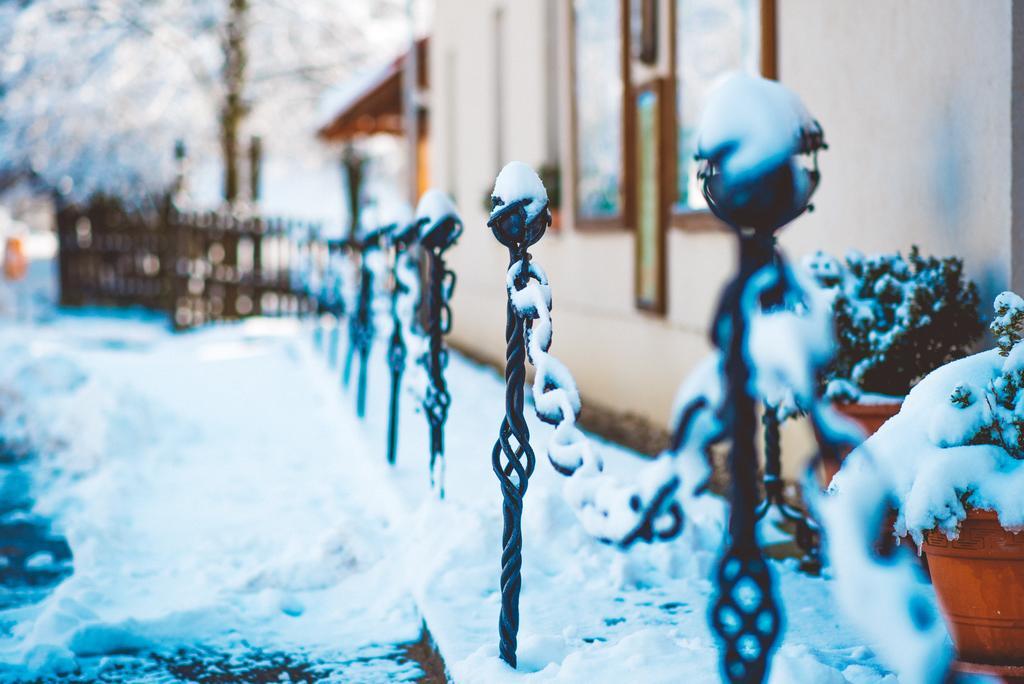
0 315 429 681
0 311 904 682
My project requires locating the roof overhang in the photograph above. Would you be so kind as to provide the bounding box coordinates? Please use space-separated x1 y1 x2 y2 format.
317 37 429 141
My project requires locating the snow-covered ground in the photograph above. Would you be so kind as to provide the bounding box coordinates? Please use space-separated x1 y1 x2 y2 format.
0 274 914 681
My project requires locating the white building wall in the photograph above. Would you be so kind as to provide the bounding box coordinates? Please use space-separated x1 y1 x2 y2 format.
431 0 1019 471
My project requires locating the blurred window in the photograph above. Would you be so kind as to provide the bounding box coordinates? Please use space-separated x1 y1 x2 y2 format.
573 0 625 221
675 0 761 210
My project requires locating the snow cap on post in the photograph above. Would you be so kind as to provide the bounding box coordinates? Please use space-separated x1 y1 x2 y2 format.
379 202 419 247
356 205 391 249
415 189 462 250
695 72 825 232
377 202 413 233
488 161 550 249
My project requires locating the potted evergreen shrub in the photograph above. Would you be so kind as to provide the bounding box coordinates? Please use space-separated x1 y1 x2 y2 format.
838 291 1024 678
804 247 983 483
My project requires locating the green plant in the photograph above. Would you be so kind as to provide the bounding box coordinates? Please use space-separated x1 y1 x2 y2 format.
991 291 1024 356
941 291 1024 459
805 246 984 398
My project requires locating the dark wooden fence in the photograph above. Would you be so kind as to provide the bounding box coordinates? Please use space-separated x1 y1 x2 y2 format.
56 198 320 330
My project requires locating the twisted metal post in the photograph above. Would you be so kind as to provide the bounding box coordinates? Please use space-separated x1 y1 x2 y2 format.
324 238 350 369
415 191 462 497
422 247 455 493
311 229 330 353
493 243 533 669
346 232 381 419
709 230 782 684
697 106 826 682
487 192 548 669
342 238 362 383
386 222 418 466
354 258 375 417
386 306 406 465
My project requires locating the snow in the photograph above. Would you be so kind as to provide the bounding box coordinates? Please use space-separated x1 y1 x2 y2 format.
817 465 950 684
0 317 424 681
837 349 1024 543
802 248 982 398
676 244 952 682
991 290 1024 355
491 162 549 222
2 0 411 201
831 291 1024 548
415 189 461 243
696 73 815 186
368 201 413 233
0 265 914 681
802 251 842 288
747 265 835 419
503 256 691 546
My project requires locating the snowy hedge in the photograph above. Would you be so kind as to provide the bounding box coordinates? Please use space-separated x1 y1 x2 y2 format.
804 246 983 399
836 291 1024 543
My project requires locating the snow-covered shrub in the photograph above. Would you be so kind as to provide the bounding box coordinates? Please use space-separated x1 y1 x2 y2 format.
991 291 1024 356
933 291 1024 459
804 246 983 398
836 290 1024 544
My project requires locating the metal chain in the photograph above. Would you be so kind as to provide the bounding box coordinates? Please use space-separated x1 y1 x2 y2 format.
756 406 820 569
506 253 686 550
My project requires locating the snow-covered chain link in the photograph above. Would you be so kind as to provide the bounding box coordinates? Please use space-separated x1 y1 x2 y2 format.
505 259 684 547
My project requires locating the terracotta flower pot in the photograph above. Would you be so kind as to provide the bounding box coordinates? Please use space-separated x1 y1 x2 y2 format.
820 400 903 487
924 509 1024 680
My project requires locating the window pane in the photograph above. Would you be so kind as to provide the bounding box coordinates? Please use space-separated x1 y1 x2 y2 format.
676 0 760 210
574 0 623 219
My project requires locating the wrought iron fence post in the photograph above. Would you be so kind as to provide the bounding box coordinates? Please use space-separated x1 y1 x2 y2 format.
386 290 406 465
709 229 782 684
325 238 349 369
415 191 462 497
486 174 550 669
697 101 826 682
386 218 418 466
351 231 386 419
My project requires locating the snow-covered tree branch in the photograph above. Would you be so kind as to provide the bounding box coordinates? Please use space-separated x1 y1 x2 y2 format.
0 0 409 202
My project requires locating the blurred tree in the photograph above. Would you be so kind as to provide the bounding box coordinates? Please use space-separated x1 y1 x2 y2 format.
0 0 408 204
221 0 248 204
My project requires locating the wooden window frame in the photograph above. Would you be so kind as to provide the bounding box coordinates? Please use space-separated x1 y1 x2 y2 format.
569 0 633 232
568 0 777 235
632 77 671 313
669 0 777 232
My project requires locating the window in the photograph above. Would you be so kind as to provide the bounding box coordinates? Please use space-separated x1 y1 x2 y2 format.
573 0 625 221
675 0 762 211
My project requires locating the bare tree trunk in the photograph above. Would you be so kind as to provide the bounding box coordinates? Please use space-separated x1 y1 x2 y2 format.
221 0 248 205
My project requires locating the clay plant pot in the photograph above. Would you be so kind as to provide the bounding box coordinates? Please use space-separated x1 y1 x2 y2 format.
924 509 1024 681
820 400 903 487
